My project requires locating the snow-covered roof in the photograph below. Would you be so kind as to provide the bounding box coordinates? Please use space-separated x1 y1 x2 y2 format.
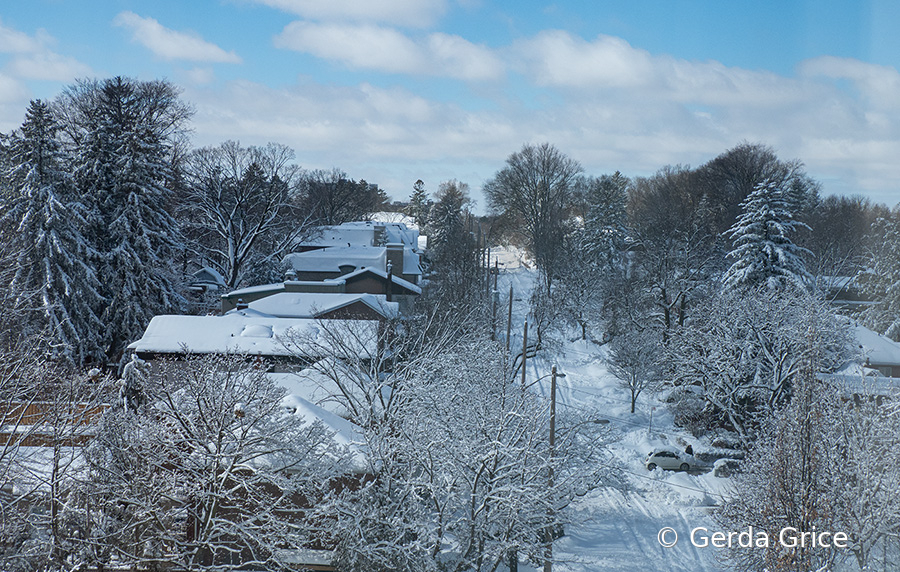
818 275 857 290
191 266 226 287
284 245 421 276
268 371 337 412
128 314 378 357
819 363 899 395
299 220 421 251
403 247 422 275
338 266 422 294
301 222 379 248
852 323 900 366
221 269 419 311
382 223 418 248
239 292 399 319
282 394 367 471
223 282 285 298
285 246 388 274
370 211 417 229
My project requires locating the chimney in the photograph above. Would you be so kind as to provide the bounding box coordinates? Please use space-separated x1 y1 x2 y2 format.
386 262 393 302
386 243 403 277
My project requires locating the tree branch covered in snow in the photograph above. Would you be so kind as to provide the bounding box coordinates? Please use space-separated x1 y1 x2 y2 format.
65 354 355 571
666 287 851 442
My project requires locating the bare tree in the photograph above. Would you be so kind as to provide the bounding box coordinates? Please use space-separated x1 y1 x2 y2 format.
483 143 582 291
182 141 311 289
800 194 886 281
717 371 841 572
719 372 900 571
695 141 818 236
859 206 900 341
300 168 387 226
606 329 662 413
322 335 609 572
628 166 719 336
69 354 354 571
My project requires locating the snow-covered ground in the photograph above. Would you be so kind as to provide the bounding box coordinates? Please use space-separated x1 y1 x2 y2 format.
497 260 731 571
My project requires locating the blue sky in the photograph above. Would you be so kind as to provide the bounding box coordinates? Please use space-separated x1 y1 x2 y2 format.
2 1 900 209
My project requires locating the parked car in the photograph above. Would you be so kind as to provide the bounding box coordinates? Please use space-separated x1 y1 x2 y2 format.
713 458 742 478
645 447 699 472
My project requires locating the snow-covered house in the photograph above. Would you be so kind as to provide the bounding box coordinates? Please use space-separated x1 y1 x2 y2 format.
128 313 379 367
851 322 900 378
816 275 873 311
821 321 900 405
283 244 421 284
221 267 421 314
298 220 420 252
185 266 229 314
188 266 227 292
236 292 398 321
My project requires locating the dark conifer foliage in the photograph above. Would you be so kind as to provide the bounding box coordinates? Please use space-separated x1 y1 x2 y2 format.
0 100 105 365
57 77 192 361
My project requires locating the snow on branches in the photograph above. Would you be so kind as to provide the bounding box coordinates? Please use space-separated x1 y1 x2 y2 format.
723 179 811 291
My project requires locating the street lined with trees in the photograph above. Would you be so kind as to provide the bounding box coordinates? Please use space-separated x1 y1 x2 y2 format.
2 75 900 570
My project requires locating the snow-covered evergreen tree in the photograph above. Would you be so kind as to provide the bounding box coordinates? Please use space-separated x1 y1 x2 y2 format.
552 172 630 341
404 178 431 231
425 180 480 305
723 179 811 290
581 171 628 266
58 77 192 360
0 100 105 365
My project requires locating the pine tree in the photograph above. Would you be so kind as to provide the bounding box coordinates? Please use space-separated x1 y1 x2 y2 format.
0 100 105 365
582 171 628 266
723 179 811 290
60 77 192 361
404 179 431 231
425 180 479 304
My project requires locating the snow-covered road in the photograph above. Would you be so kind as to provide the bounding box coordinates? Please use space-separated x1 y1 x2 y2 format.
494 259 729 571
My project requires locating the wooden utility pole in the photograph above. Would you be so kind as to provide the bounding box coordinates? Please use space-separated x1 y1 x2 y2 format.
544 365 558 572
506 286 513 352
486 247 491 297
521 320 528 387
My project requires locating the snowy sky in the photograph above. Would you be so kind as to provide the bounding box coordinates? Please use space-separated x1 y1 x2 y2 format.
2 0 900 210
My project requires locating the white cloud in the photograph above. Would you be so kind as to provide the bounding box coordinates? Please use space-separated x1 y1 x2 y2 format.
0 73 29 103
0 19 44 53
113 11 242 64
274 22 502 80
0 73 31 133
799 56 900 111
182 42 900 209
250 0 446 28
0 20 94 85
513 31 657 89
179 67 217 86
512 30 813 109
8 52 93 82
275 22 424 74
